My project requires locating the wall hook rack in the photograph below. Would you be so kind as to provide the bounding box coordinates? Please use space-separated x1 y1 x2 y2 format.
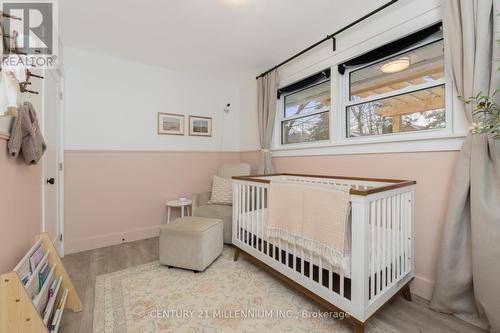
20 84 39 95
9 30 28 55
1 11 22 21
27 70 44 80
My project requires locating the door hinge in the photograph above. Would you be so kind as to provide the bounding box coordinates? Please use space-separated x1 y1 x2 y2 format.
59 92 63 100
59 234 63 242
59 162 63 171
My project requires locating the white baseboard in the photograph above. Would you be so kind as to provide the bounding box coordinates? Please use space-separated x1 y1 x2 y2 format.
411 275 435 300
65 225 160 254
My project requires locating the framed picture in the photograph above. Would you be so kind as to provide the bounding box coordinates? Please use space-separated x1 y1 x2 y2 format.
157 113 185 135
189 116 212 137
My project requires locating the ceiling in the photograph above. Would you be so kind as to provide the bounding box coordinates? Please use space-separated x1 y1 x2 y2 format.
60 0 391 76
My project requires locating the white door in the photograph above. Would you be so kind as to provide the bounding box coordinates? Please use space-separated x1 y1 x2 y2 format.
42 69 63 255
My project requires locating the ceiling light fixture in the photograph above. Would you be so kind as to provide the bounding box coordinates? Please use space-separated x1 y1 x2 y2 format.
380 57 410 73
222 0 248 4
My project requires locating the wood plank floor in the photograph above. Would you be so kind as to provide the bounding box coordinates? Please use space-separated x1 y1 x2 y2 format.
60 237 485 333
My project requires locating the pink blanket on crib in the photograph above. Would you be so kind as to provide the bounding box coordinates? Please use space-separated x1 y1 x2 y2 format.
267 181 350 271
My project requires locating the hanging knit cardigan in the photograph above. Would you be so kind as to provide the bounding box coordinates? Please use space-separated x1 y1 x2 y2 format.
8 102 46 165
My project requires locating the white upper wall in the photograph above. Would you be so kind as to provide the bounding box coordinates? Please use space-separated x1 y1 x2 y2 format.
60 0 390 76
63 0 459 153
63 47 245 151
238 77 259 150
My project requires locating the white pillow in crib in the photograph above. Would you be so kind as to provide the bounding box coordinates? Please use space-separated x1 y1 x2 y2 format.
208 175 233 205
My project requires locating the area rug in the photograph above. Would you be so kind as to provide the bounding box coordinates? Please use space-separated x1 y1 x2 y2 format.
93 248 395 333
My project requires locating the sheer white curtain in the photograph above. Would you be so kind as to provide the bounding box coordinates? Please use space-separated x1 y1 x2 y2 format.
430 1 500 331
257 70 278 174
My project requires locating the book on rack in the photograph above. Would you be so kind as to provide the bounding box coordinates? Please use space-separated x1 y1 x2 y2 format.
29 244 44 273
49 308 60 331
43 277 62 325
49 278 58 298
20 272 31 285
1 233 82 333
38 262 50 291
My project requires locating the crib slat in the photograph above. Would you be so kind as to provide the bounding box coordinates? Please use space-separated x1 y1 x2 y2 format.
249 185 252 246
252 185 256 248
370 201 375 300
391 195 396 283
245 185 250 245
234 184 241 240
309 248 313 281
241 184 245 242
256 185 258 248
301 246 305 276
393 195 399 281
286 238 290 268
376 199 381 297
387 198 390 286
250 184 253 246
328 264 333 291
240 184 245 241
241 184 244 243
404 192 410 274
402 192 406 274
234 184 238 241
382 198 387 290
402 193 406 275
240 185 243 243
256 185 260 249
340 273 344 297
397 194 401 277
264 186 267 252
385 198 389 287
256 185 260 250
319 257 323 286
400 193 404 275
236 184 240 241
265 187 270 256
248 184 252 246
260 186 263 249
276 233 283 262
293 240 297 272
232 183 236 242
407 191 413 273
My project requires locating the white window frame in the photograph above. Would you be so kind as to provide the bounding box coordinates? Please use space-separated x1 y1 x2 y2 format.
272 25 467 157
342 36 450 142
278 80 331 147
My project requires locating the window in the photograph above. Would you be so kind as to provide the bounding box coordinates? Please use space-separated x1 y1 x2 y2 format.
273 25 463 156
281 80 330 144
346 40 445 138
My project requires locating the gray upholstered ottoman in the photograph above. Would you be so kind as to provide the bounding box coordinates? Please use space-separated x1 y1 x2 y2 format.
159 216 223 272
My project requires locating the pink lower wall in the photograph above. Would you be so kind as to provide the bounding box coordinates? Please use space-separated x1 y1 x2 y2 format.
64 150 242 254
240 150 459 300
0 141 42 274
64 148 459 300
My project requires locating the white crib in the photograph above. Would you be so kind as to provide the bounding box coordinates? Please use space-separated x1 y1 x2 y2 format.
232 174 416 332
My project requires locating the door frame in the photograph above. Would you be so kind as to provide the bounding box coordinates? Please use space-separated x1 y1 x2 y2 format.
41 68 65 256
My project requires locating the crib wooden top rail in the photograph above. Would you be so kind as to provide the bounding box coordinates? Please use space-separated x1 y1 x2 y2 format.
232 173 416 196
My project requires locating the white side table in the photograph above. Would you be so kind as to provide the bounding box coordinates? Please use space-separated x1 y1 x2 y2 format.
165 199 193 223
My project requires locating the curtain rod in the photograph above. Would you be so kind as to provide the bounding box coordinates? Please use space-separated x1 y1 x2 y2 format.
256 0 400 79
